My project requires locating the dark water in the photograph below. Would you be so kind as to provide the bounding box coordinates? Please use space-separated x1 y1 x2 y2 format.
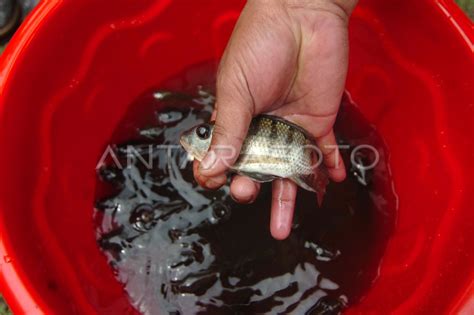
94 63 397 315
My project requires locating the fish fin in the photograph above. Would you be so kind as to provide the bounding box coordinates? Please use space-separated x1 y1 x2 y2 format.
290 168 329 207
236 171 278 183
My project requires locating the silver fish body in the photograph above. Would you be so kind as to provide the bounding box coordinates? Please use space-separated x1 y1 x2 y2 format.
180 115 328 202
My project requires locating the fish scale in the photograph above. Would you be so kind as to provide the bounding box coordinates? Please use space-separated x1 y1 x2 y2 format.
238 116 309 175
180 114 329 204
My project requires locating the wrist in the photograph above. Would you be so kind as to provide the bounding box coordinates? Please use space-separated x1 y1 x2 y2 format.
280 0 358 21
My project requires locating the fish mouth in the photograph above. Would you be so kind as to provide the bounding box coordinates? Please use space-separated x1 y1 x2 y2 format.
179 136 187 149
179 136 203 162
179 136 191 155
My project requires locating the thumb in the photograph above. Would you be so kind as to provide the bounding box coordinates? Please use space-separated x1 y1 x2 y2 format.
199 73 254 177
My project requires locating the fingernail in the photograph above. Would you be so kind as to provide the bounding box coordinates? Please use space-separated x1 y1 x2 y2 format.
231 193 256 204
200 151 217 171
245 194 257 204
203 173 227 190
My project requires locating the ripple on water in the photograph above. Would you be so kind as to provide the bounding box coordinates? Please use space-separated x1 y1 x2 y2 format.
94 64 397 315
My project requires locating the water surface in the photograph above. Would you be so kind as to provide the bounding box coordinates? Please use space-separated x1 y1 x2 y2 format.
94 64 397 315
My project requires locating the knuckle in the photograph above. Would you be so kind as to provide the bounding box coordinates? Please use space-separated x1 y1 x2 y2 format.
273 193 294 205
322 145 338 157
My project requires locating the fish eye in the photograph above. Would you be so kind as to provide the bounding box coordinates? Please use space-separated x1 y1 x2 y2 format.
196 124 211 140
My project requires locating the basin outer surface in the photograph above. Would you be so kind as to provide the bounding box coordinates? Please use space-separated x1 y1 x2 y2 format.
0 0 473 314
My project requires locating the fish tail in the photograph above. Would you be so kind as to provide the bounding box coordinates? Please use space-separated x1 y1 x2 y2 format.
291 167 329 207
313 168 329 207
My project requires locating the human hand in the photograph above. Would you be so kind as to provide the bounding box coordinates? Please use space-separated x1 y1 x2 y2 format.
194 0 358 240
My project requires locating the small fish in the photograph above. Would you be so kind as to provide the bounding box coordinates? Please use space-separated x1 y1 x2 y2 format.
180 115 329 204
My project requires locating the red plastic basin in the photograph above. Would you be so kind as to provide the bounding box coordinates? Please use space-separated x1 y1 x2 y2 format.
0 0 472 314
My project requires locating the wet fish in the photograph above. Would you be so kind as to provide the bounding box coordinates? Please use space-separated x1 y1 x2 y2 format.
180 115 328 204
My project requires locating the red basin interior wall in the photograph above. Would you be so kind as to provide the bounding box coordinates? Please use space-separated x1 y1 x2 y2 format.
0 0 472 314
